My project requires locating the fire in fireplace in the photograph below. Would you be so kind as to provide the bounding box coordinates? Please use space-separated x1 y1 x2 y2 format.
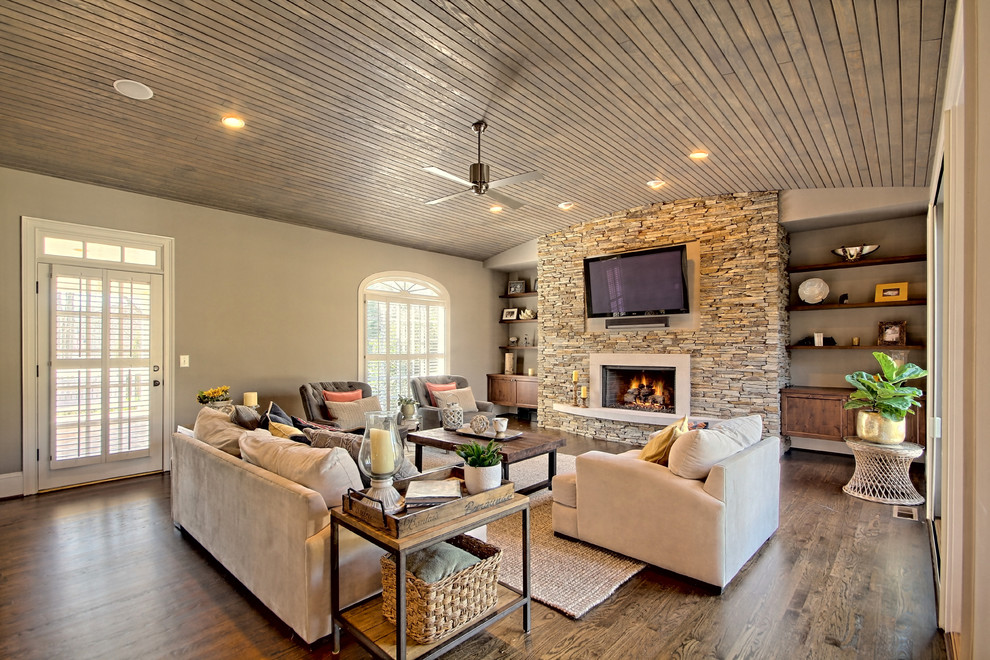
601 367 677 414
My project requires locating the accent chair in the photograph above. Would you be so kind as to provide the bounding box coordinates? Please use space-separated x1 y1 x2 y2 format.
408 375 496 430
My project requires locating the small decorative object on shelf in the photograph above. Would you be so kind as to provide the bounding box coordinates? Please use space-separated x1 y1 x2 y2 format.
504 352 516 375
507 280 526 295
813 332 824 347
874 281 908 302
518 308 536 320
501 308 519 321
441 401 464 431
454 440 503 494
844 351 927 444
877 320 907 346
523 334 530 346
852 336 861 346
508 336 518 346
838 293 849 304
831 244 879 261
357 410 406 513
797 277 829 304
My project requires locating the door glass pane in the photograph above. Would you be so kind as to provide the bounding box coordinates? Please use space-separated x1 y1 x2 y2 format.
109 367 151 454
54 368 102 461
109 280 152 359
54 276 102 359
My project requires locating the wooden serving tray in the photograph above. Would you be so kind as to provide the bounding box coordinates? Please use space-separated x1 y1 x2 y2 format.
342 466 515 537
453 427 524 441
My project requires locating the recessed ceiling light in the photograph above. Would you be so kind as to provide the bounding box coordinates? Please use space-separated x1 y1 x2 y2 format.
112 79 154 100
221 116 245 129
689 150 709 160
647 180 666 189
557 202 575 210
489 205 503 213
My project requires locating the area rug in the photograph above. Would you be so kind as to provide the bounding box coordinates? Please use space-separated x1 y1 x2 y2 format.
419 448 646 618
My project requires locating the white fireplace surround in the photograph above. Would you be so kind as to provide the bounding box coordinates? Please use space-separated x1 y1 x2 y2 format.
553 353 695 426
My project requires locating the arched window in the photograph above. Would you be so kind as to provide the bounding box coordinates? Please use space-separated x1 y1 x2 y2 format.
360 272 449 410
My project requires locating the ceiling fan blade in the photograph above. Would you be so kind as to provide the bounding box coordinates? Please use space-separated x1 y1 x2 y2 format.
486 189 526 210
426 188 473 205
487 170 542 189
422 166 472 187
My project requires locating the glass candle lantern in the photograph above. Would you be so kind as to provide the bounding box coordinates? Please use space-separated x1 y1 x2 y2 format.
357 411 405 514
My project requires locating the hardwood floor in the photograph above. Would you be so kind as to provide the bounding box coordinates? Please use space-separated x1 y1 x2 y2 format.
0 429 944 659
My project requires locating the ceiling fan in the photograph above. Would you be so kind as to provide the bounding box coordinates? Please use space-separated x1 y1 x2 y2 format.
424 120 541 209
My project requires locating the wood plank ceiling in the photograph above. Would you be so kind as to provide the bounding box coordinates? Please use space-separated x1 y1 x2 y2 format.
0 0 955 261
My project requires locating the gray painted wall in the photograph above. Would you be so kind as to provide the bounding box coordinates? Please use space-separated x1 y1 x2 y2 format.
0 167 504 476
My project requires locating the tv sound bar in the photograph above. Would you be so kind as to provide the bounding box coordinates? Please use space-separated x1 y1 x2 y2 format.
604 316 670 329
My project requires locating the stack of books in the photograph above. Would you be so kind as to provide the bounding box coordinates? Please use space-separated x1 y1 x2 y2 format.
404 479 462 509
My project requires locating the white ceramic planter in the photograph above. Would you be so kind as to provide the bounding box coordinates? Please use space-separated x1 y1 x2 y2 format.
463 464 502 495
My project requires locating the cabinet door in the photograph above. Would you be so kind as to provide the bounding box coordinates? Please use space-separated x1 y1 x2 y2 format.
782 394 844 440
515 378 538 408
488 375 516 406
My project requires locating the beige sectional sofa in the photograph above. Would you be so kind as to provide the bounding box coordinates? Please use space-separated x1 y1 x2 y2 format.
171 431 387 644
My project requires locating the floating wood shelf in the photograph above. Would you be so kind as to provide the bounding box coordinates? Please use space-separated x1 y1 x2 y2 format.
500 318 538 323
787 254 926 273
786 344 925 351
500 291 537 298
787 299 926 312
500 345 537 350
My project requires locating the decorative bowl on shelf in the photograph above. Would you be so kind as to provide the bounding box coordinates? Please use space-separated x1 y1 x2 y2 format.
831 244 879 261
797 277 829 304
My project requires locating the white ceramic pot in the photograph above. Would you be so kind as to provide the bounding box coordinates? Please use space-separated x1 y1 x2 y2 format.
856 410 906 444
463 464 502 495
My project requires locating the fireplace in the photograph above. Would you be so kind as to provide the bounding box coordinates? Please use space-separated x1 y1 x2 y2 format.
602 367 676 414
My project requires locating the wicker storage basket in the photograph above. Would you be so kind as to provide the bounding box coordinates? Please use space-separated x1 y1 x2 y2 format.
381 535 502 644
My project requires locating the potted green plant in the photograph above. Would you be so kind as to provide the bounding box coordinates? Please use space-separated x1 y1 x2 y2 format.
397 396 417 420
844 351 928 444
455 440 503 494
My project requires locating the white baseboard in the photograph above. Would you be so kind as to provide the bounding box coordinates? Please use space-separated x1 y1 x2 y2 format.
0 472 24 498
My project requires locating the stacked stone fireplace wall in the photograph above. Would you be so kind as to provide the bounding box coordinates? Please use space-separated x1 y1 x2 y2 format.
537 191 789 444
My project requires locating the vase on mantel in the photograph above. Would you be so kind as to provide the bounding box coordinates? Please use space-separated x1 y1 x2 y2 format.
856 411 906 444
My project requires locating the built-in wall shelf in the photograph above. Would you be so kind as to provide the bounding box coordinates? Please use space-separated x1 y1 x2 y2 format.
787 344 925 351
499 345 537 350
499 291 538 299
787 299 926 312
500 319 537 324
787 254 926 273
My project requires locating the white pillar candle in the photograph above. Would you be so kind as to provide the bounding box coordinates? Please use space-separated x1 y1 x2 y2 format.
243 392 258 407
370 428 394 474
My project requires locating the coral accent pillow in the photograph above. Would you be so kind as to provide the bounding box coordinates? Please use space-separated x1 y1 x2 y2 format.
323 389 363 403
668 415 763 480
238 431 362 507
324 396 382 432
638 416 689 464
432 387 479 412
425 381 457 406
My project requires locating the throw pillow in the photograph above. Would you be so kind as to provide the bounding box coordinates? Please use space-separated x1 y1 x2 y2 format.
324 396 382 432
638 416 690 464
406 541 480 583
323 389 363 403
424 381 457 406
432 387 479 413
269 420 309 443
231 405 261 430
668 414 764 480
304 428 420 487
193 406 245 457
238 431 363 507
259 401 294 429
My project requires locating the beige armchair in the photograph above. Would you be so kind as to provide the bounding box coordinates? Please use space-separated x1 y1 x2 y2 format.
409 375 495 430
551 436 780 589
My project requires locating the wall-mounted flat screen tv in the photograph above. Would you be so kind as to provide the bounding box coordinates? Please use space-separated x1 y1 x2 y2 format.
583 244 690 318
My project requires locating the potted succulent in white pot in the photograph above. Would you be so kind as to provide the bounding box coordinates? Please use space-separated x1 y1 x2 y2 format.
844 351 928 444
455 440 503 494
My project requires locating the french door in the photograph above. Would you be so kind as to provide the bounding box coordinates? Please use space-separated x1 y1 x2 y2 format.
37 263 164 490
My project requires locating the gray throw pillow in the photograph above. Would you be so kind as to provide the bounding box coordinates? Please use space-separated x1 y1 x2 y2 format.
231 405 261 430
406 541 480 583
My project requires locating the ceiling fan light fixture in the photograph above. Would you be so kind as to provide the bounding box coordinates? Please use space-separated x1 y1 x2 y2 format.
221 115 245 129
112 79 154 100
689 150 709 160
647 179 666 189
489 205 503 213
557 201 575 210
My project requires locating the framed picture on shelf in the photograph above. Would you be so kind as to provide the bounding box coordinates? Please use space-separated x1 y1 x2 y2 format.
501 308 519 321
507 280 526 295
877 320 907 346
874 281 908 302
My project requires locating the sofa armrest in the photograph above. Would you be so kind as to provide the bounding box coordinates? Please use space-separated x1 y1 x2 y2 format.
476 401 495 412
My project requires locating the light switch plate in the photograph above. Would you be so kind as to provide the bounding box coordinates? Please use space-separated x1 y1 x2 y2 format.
179 355 190 368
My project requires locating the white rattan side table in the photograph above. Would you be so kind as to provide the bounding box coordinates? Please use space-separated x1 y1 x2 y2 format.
842 438 925 505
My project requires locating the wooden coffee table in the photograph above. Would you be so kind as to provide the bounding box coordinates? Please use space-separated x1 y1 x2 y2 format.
407 427 567 495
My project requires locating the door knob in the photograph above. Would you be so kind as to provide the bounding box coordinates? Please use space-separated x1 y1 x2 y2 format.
153 380 161 387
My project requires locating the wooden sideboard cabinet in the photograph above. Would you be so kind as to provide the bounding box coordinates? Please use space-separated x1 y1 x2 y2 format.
488 374 538 409
780 386 925 448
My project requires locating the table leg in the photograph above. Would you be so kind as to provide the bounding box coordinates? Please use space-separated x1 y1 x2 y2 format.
396 551 407 659
522 506 531 632
415 444 423 471
501 460 509 482
547 450 557 490
330 519 341 655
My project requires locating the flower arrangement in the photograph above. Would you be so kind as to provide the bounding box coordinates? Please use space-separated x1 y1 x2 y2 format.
197 385 231 404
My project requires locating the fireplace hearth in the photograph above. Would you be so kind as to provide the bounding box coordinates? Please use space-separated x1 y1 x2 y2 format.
602 367 676 414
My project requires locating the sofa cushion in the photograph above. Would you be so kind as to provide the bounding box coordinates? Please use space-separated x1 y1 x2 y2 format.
238 431 363 507
432 387 479 413
406 541 480 583
323 389 363 403
424 381 457 406
304 427 420 487
193 406 245 456
324 396 381 432
668 415 763 480
638 416 689 464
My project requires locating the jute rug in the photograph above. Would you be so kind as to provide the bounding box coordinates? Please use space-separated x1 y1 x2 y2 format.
419 448 645 618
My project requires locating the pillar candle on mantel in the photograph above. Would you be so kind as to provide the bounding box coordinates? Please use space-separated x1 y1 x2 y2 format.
580 385 588 398
370 428 394 474
572 370 579 382
243 392 258 407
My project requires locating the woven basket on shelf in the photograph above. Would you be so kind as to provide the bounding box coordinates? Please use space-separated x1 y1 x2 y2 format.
381 534 502 645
